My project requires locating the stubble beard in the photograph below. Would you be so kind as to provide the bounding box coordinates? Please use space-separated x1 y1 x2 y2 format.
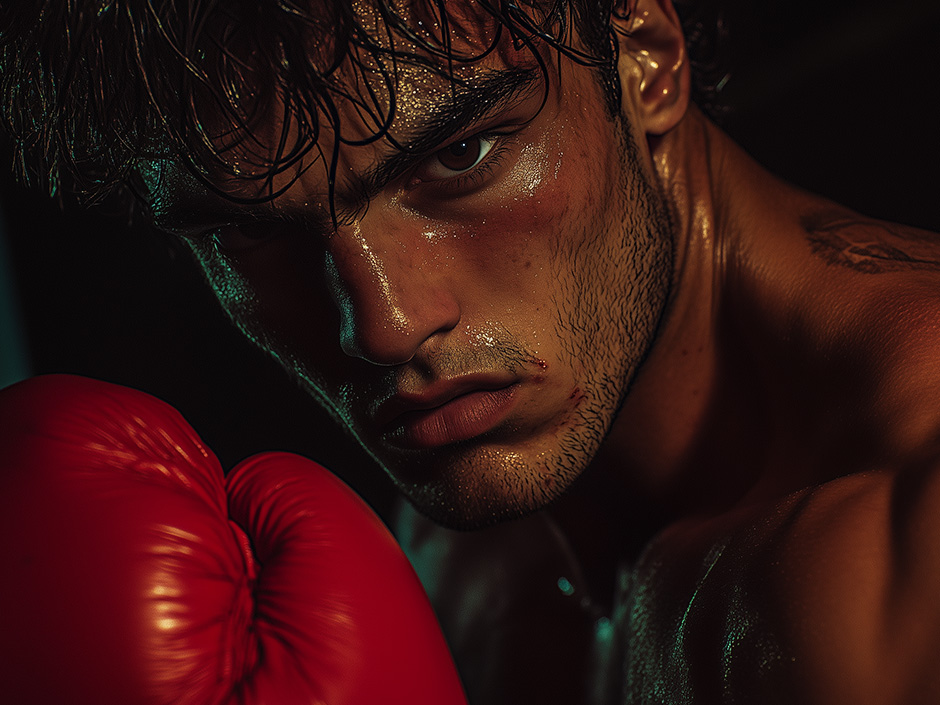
399 124 674 531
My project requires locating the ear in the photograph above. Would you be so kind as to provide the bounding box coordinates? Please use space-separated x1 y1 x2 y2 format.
611 0 690 135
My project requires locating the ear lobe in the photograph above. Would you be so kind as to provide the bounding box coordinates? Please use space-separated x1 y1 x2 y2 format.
612 0 690 135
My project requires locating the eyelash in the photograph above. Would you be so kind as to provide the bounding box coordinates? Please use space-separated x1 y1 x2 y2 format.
449 141 512 190
205 219 288 255
416 133 516 195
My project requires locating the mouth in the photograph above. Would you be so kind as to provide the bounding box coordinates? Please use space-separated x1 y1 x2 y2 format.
377 377 520 450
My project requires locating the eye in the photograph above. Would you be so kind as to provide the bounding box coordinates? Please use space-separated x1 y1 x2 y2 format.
209 222 275 253
416 135 497 182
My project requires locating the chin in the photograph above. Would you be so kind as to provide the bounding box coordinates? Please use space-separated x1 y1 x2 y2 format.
387 440 586 531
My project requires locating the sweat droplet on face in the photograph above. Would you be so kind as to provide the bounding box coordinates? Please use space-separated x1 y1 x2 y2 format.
502 140 548 198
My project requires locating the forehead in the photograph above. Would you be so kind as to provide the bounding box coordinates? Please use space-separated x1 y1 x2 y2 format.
144 2 548 221
295 0 545 143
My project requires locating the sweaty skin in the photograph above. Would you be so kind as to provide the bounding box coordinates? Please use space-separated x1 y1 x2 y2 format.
144 1 940 703
147 32 675 530
398 102 940 703
389 5 940 705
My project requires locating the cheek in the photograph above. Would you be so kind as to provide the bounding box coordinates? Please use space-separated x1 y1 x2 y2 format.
186 243 261 338
457 115 612 253
438 124 612 315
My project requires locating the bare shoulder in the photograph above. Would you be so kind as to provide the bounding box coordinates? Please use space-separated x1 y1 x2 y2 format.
746 196 940 376
809 212 940 454
801 209 940 277
779 205 940 454
795 207 940 340
757 464 940 704
630 466 940 704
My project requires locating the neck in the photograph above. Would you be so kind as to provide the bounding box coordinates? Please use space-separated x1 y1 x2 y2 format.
599 107 752 516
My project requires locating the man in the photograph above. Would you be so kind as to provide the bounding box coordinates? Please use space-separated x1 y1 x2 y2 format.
3 0 940 703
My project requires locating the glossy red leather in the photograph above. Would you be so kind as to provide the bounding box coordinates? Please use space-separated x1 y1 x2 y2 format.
0 374 467 705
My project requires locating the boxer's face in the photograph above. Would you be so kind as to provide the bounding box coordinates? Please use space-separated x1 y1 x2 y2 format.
146 12 674 528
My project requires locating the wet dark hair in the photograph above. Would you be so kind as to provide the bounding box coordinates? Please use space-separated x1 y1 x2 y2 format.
0 0 726 205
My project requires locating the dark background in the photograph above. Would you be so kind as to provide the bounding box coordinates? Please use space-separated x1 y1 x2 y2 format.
2 0 939 520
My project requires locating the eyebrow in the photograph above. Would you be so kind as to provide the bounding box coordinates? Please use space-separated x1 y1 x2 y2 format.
347 66 544 206
148 164 334 235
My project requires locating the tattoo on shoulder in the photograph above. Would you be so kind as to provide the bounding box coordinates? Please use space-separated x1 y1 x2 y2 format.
803 212 940 274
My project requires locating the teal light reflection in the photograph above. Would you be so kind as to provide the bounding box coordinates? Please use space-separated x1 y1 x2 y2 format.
0 208 30 389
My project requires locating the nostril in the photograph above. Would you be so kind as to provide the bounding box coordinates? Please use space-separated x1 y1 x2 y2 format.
339 294 462 367
325 230 462 366
340 314 423 366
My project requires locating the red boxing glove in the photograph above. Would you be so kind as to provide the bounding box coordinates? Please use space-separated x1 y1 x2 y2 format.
0 375 467 705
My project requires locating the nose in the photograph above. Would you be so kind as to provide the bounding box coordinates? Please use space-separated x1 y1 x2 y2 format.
325 221 461 366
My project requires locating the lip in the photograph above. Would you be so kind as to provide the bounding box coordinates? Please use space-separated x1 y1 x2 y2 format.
377 375 520 449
